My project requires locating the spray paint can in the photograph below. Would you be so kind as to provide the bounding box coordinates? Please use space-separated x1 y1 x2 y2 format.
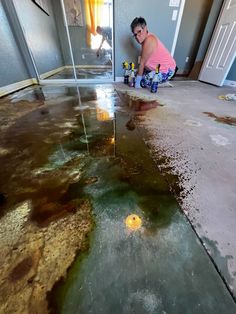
140 73 148 88
151 64 160 93
141 71 153 88
122 61 129 84
128 62 135 87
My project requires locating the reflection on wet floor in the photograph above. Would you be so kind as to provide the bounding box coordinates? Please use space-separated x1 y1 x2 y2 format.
0 85 235 313
46 68 112 80
117 91 160 113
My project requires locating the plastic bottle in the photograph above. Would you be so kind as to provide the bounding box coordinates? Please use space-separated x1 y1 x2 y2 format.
128 62 135 87
122 61 129 84
150 64 160 93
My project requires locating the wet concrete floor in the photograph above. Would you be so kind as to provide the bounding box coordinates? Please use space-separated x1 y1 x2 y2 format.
0 85 235 313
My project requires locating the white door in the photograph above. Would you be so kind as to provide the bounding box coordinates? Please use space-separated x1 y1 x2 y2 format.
199 0 236 86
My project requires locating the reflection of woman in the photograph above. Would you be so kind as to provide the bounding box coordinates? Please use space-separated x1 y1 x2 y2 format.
96 26 112 57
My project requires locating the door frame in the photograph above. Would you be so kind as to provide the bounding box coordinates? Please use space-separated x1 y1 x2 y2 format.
198 0 236 86
171 0 186 56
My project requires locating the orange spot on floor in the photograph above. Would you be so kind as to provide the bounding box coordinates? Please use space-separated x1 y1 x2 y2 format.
125 214 142 231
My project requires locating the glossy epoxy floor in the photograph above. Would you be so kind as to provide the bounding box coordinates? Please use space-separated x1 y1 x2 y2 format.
47 68 112 80
0 85 235 313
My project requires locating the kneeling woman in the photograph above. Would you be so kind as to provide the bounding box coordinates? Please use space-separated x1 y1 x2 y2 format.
130 17 177 88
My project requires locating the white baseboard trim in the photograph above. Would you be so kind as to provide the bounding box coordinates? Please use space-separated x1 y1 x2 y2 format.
65 65 112 69
0 78 37 98
223 80 236 87
115 77 124 82
40 66 66 79
0 65 115 97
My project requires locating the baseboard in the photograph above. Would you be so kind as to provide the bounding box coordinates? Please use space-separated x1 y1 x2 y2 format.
40 66 66 79
0 78 38 98
115 77 124 82
65 65 112 69
175 70 189 76
223 80 236 87
0 65 115 97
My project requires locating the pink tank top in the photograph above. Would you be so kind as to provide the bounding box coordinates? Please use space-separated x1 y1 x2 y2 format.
144 33 176 73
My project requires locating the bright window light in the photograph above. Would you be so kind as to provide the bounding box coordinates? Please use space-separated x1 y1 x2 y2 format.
91 34 111 50
91 0 112 50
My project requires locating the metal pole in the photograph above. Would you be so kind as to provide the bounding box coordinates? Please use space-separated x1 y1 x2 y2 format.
60 0 82 106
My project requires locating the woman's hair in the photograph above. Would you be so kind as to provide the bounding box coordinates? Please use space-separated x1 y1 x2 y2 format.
130 17 147 32
96 26 102 34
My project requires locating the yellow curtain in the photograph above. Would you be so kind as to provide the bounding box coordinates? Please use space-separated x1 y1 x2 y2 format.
84 0 104 46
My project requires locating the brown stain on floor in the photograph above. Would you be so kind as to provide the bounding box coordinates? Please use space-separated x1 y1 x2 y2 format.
203 112 236 126
117 91 161 132
132 99 159 112
117 91 160 113
9 257 34 282
0 86 94 313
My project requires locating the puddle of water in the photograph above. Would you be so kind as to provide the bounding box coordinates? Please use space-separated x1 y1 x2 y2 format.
0 86 235 313
49 89 235 313
204 112 236 126
0 91 115 219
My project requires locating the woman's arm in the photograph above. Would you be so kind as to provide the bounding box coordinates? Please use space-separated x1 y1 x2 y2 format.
137 35 157 76
96 37 105 57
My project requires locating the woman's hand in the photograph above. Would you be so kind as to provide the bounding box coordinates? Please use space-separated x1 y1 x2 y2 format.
135 75 142 88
